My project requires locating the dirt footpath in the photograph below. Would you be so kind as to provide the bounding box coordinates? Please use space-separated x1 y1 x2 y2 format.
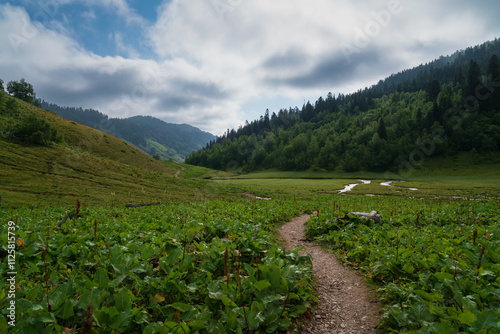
278 215 381 334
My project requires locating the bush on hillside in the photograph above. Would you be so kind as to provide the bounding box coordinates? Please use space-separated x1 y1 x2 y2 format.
11 113 63 145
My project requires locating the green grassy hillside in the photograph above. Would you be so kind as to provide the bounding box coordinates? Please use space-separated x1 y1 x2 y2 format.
0 94 231 208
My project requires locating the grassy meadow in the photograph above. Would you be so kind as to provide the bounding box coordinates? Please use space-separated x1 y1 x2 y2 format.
213 152 500 199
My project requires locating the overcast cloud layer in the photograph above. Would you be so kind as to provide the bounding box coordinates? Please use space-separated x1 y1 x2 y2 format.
1 0 500 134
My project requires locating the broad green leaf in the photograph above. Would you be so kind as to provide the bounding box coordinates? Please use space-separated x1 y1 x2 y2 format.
111 274 127 287
103 306 120 318
60 299 74 319
278 318 292 330
247 313 259 330
254 280 271 291
432 321 458 334
60 280 74 298
434 272 454 281
110 309 133 331
227 308 238 328
25 262 41 276
37 312 56 323
25 285 41 301
413 289 443 302
189 320 206 331
0 316 6 331
251 301 265 314
115 289 131 312
220 296 237 307
129 264 146 274
403 263 415 274
171 302 194 312
471 310 499 332
94 267 109 289
179 254 193 271
186 283 197 293
78 287 100 310
207 282 224 299
163 248 183 272
457 310 476 326
486 289 500 299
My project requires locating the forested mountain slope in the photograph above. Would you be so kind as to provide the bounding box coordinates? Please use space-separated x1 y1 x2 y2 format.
41 101 215 162
186 39 500 173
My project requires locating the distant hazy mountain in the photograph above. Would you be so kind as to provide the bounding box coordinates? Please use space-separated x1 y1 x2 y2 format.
41 101 215 162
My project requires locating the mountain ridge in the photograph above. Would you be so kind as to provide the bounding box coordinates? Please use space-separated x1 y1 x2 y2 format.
40 101 216 162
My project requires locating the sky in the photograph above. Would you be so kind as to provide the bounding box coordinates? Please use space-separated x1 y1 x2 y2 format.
1 0 500 135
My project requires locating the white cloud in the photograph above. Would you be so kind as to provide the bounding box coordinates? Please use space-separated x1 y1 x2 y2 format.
1 0 500 135
149 0 500 112
0 4 241 134
55 0 147 26
81 10 96 21
113 32 140 58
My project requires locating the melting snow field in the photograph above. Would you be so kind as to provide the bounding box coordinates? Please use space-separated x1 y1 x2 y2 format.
338 180 418 193
338 180 371 193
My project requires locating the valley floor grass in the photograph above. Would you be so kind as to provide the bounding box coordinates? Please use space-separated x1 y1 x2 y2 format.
217 174 500 199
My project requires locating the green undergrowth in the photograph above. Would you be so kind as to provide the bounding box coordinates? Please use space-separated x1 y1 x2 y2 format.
0 198 317 333
306 195 500 333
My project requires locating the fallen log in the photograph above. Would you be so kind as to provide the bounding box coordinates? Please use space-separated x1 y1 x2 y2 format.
54 200 81 231
344 211 381 223
53 212 72 231
125 202 161 208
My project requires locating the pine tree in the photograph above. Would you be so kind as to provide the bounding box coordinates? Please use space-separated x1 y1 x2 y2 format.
488 55 500 79
377 117 387 140
466 60 482 97
427 79 441 102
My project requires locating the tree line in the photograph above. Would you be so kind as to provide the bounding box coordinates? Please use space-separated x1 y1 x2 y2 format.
186 39 500 173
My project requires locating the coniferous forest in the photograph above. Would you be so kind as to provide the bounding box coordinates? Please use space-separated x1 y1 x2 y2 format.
186 39 500 173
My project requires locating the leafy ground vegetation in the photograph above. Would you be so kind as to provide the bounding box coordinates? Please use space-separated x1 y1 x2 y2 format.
306 195 500 333
2 186 499 333
0 198 318 333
